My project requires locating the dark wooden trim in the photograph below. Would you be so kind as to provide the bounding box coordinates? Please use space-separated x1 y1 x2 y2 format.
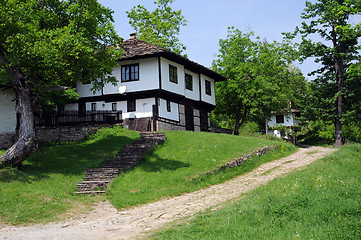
72 89 215 111
153 97 159 131
199 73 202 102
158 56 162 90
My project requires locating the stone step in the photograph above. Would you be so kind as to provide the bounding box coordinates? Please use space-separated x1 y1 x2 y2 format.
74 190 106 194
75 131 166 194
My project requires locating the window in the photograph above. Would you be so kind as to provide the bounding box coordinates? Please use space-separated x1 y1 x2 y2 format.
91 103 96 111
78 102 86 117
112 103 117 111
121 64 139 82
185 73 193 91
276 115 284 124
169 65 178 84
205 80 211 96
166 100 171 112
127 99 136 112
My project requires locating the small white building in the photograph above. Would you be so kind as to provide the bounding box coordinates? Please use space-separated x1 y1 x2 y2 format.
267 109 300 139
65 34 226 131
0 90 17 149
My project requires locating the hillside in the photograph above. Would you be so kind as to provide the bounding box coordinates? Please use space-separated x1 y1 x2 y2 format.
0 127 295 225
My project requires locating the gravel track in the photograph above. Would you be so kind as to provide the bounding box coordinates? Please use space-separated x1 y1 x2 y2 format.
0 146 336 240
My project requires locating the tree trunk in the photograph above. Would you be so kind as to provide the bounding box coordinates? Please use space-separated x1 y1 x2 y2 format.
0 81 38 167
233 107 249 135
0 46 38 167
332 24 344 148
265 117 269 135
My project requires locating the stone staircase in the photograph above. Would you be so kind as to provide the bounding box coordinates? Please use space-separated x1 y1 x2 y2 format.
75 132 166 194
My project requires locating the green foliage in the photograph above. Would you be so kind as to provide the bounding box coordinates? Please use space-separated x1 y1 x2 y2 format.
127 0 187 55
107 131 296 209
0 0 122 107
0 126 139 225
287 0 361 145
212 28 306 133
151 144 361 239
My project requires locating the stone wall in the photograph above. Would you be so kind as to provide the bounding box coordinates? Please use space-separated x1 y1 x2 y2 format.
0 133 16 150
190 145 278 181
193 109 201 132
36 124 112 143
157 120 186 131
209 127 234 135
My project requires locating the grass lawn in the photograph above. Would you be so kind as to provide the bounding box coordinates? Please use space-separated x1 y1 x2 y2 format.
107 131 296 209
151 144 361 239
0 126 139 225
0 128 296 225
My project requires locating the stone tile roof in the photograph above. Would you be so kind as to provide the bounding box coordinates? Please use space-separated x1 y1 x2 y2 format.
117 36 226 82
121 37 169 59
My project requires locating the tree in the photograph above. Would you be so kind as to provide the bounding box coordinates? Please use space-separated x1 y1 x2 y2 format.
212 28 305 134
288 0 361 147
127 0 187 55
0 0 122 167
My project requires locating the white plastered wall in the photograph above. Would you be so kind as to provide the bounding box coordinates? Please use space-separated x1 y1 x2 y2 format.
160 58 185 96
200 74 216 105
184 69 200 101
104 58 159 94
268 113 296 128
158 98 179 122
0 91 16 133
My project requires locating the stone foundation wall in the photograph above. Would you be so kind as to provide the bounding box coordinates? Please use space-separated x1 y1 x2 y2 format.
0 124 113 150
157 121 186 131
36 124 112 143
0 133 16 150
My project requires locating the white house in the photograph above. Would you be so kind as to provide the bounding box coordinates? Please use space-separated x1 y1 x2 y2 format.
0 90 17 149
65 34 226 131
267 109 300 139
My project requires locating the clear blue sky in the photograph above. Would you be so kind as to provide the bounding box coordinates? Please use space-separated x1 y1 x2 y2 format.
98 0 319 78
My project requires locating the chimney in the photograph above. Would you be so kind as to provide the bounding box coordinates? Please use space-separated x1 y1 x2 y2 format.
130 33 137 39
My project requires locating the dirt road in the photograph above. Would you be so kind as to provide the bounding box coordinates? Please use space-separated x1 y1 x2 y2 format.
0 146 336 240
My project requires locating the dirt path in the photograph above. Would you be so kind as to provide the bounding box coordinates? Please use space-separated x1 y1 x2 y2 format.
0 146 336 240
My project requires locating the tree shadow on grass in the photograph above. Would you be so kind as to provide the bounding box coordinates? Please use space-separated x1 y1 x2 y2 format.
0 135 136 183
138 153 190 173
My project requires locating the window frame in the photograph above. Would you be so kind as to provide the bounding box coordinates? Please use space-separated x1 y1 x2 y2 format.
205 80 212 96
112 103 117 111
166 100 171 112
91 103 97 111
127 99 136 112
185 73 193 91
121 64 139 82
169 65 178 84
276 115 284 124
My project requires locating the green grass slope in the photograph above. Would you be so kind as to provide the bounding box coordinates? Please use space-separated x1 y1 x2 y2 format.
0 128 295 225
107 131 296 209
0 126 139 225
152 144 361 240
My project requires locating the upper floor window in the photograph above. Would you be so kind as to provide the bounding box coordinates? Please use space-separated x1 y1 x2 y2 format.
205 80 211 96
185 73 193 91
121 64 139 82
169 65 178 84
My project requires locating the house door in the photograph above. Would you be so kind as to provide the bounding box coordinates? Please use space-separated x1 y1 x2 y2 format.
200 110 209 132
185 106 194 131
